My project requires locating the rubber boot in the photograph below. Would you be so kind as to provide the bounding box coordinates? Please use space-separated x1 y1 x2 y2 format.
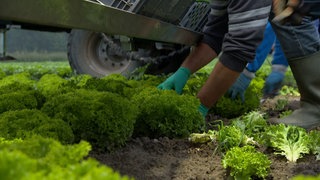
268 51 320 130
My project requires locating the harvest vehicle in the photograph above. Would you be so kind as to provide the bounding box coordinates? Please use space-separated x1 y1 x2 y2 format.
0 0 210 77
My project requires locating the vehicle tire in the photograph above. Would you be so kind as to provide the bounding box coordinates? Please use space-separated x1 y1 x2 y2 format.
68 29 142 77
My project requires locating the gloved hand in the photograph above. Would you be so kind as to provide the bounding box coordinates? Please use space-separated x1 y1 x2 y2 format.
157 67 191 94
198 104 209 118
272 0 307 25
263 71 285 97
227 70 254 102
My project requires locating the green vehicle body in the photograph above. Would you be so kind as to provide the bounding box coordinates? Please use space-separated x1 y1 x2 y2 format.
0 0 209 77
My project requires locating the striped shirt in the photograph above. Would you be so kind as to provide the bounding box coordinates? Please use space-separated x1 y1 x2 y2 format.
202 0 272 72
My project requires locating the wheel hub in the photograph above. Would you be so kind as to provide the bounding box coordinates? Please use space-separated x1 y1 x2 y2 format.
97 35 131 72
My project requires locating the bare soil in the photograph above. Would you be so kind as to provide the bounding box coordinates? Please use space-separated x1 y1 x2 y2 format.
91 95 320 180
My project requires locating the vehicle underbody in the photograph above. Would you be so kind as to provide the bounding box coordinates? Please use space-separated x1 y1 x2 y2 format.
0 0 210 77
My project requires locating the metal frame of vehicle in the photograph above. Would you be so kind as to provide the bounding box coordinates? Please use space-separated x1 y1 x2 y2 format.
0 0 202 45
0 0 210 76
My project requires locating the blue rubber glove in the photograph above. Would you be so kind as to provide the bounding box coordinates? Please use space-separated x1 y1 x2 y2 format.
198 104 209 118
157 67 191 94
263 71 285 97
227 71 254 102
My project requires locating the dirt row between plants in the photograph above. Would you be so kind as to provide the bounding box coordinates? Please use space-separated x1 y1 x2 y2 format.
91 136 320 180
91 95 320 180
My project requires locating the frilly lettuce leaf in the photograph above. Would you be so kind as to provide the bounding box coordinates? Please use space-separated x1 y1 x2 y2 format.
266 124 310 162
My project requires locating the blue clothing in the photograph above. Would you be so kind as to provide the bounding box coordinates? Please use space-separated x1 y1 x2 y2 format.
246 22 288 73
271 17 320 60
269 1 320 60
272 39 288 66
202 0 272 72
246 18 320 73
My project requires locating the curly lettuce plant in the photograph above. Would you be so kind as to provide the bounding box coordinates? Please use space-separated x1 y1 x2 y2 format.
0 136 89 166
131 87 205 138
82 74 135 98
308 130 320 160
292 175 320 180
231 111 268 144
0 109 74 144
266 124 310 162
216 123 257 153
184 72 208 96
211 88 261 119
0 91 39 113
0 69 6 79
222 145 271 180
0 136 131 180
36 73 74 99
41 89 138 150
216 125 244 152
0 72 35 94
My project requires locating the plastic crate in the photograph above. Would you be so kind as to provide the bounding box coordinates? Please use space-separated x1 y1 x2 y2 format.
100 0 139 11
180 2 211 32
100 0 208 33
133 0 195 25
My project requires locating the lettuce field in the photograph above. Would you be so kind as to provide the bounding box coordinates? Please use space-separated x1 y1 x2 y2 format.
0 60 319 180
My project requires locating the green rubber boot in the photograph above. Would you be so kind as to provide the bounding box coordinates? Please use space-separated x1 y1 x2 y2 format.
268 51 320 130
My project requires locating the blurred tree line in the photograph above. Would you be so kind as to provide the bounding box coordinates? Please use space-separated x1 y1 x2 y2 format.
6 29 67 53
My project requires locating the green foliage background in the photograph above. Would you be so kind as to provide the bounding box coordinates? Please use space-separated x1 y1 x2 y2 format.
6 29 67 53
